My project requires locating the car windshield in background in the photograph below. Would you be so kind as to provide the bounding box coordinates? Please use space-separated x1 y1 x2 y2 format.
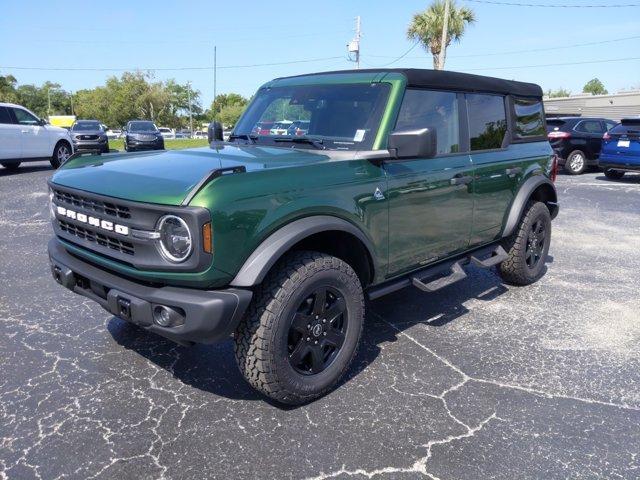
129 122 158 132
72 122 102 131
234 83 391 150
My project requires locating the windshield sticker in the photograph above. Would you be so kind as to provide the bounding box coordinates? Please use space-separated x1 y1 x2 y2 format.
354 129 366 142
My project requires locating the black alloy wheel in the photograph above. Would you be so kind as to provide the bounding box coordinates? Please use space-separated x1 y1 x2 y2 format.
288 287 348 375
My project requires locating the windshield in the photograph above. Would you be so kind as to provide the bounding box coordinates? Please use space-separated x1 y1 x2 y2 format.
234 83 391 150
129 121 157 132
72 122 102 131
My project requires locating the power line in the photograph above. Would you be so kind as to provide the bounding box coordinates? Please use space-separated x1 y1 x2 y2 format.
464 56 640 71
366 34 640 59
0 56 345 73
465 0 640 7
363 42 421 68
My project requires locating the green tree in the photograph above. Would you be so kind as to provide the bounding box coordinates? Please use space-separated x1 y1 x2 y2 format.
0 74 20 103
209 93 249 127
546 88 571 98
582 78 608 96
407 0 475 70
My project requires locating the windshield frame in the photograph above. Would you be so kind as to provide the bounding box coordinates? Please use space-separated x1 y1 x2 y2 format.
72 122 102 132
232 82 394 151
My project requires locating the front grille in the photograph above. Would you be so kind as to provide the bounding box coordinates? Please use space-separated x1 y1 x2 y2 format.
79 135 99 140
53 188 131 219
59 220 135 256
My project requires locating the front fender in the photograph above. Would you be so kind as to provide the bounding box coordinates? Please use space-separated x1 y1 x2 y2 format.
230 215 376 287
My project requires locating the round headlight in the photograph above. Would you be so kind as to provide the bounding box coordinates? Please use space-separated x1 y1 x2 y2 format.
157 215 192 263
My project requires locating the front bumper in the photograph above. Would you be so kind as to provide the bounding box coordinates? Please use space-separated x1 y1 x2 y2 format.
48 238 252 345
73 140 108 151
126 137 164 150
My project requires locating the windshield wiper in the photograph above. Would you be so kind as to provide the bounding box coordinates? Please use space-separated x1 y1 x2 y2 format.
273 136 326 150
228 133 258 144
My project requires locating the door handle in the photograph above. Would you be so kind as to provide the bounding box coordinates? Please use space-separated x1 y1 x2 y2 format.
506 167 522 176
450 175 473 186
21 130 29 133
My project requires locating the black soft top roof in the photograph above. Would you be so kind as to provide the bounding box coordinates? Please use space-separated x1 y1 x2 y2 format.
281 68 543 98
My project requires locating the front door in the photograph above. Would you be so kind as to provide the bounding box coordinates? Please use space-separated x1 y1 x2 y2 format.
11 107 51 158
385 89 474 277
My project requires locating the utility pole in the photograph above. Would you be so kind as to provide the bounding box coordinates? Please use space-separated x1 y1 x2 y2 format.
347 16 361 69
438 0 450 70
213 45 217 121
187 82 193 135
47 88 51 116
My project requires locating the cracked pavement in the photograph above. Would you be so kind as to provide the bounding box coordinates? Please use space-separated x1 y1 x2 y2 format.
1 163 639 479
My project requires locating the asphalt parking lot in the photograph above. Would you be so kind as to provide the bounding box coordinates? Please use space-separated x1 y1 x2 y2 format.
1 163 639 480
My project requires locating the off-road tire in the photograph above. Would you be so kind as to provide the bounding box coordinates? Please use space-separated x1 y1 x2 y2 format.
499 201 551 286
1 162 20 171
234 251 364 405
564 150 587 175
604 168 625 180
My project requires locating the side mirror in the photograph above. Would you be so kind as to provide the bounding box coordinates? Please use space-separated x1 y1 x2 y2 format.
39 118 48 126
208 121 224 142
387 128 437 159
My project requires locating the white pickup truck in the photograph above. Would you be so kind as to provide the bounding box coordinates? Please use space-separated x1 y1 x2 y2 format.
0 102 74 171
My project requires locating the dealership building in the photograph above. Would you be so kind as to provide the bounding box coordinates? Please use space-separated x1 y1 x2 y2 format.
543 91 640 122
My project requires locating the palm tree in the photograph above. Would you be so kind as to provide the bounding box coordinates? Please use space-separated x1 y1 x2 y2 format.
407 1 475 70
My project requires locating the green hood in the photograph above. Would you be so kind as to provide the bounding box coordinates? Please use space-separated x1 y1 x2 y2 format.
51 146 335 205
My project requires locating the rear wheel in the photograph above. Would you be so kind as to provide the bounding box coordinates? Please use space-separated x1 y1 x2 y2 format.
234 251 364 405
564 150 587 175
604 168 625 180
499 201 551 286
50 141 71 169
1 162 20 171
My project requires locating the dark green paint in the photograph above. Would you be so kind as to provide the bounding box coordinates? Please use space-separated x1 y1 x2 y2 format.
51 71 553 289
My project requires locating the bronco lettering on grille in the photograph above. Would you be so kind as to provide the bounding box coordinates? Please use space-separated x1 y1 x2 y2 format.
56 206 129 236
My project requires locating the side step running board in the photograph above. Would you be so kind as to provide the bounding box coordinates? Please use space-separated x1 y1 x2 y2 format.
412 261 467 293
410 246 508 293
470 246 508 269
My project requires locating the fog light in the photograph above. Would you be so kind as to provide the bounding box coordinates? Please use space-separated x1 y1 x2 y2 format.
152 305 185 328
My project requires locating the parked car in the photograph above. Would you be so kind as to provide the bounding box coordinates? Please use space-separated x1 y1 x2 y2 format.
70 120 109 154
175 130 191 139
158 127 175 139
0 102 73 171
287 120 310 136
123 120 164 152
251 121 275 136
106 129 122 140
546 116 616 174
192 130 207 139
599 118 640 179
269 121 293 135
47 69 557 405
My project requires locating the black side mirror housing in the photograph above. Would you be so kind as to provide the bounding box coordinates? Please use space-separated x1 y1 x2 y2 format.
39 118 48 126
387 128 437 159
208 121 224 143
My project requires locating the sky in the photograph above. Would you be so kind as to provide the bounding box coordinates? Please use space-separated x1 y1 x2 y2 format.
1 0 639 109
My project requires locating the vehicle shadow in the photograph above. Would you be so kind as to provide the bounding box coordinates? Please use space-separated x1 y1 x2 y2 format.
0 164 53 177
107 265 516 408
594 174 640 184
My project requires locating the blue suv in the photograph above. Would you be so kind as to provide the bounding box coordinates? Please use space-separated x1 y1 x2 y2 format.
600 118 640 179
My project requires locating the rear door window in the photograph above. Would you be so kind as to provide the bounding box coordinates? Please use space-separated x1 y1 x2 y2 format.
395 89 460 155
466 94 507 150
0 106 13 124
513 97 545 138
574 120 604 134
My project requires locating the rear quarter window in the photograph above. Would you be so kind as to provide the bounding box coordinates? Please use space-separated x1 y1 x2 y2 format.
514 97 545 138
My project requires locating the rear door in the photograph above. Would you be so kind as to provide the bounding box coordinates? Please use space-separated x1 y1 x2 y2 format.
385 89 474 276
0 106 21 160
574 119 606 158
466 93 519 244
11 107 51 158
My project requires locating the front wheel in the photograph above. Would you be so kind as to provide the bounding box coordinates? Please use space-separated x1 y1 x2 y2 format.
50 142 71 169
604 168 625 180
564 150 587 175
234 251 364 405
499 201 551 286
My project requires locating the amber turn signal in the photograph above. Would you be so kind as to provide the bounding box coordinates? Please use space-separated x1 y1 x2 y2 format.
202 222 213 254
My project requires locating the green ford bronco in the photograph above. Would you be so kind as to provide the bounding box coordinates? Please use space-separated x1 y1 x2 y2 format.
48 69 558 404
